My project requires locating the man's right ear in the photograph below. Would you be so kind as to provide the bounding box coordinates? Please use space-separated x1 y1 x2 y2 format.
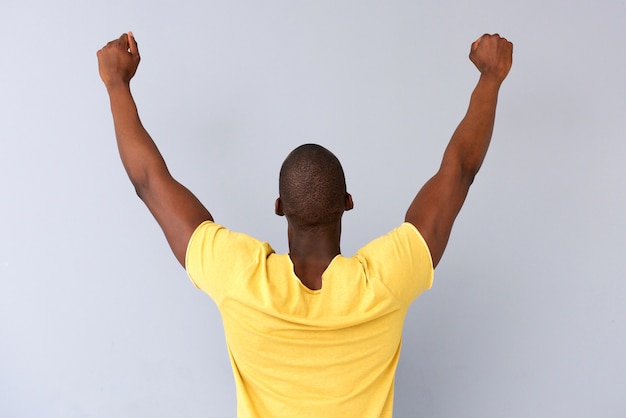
275 197 285 216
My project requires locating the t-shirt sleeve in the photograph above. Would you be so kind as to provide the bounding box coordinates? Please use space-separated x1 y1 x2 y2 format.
185 221 274 303
356 222 434 304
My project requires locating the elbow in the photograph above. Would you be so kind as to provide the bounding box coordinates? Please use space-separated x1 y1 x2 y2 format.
442 148 482 186
133 181 148 200
129 166 171 201
458 153 485 185
132 181 149 202
460 162 479 185
125 161 165 199
128 171 151 200
442 157 480 186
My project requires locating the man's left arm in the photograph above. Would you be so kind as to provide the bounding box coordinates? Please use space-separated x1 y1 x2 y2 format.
405 34 513 268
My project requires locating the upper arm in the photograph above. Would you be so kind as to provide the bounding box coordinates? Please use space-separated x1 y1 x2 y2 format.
135 170 213 268
405 162 473 268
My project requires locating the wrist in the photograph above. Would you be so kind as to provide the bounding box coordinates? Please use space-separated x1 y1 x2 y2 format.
105 79 131 94
477 74 503 90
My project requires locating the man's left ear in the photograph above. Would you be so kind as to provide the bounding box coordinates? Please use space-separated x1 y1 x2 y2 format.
345 193 354 211
275 197 285 216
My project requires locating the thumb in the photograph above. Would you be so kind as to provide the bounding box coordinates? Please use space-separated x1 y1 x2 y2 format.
471 34 487 52
128 31 139 57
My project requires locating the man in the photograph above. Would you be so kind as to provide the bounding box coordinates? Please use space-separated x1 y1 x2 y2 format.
97 32 512 417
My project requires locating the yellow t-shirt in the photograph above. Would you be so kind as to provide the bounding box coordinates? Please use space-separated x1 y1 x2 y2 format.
186 221 433 418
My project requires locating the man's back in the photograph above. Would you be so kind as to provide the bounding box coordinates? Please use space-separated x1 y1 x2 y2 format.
187 221 433 417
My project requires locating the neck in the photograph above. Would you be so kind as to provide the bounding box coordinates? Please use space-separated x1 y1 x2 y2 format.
287 221 342 290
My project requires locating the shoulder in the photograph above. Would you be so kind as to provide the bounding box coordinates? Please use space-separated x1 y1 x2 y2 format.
185 221 274 296
187 221 272 257
355 223 434 302
358 223 432 261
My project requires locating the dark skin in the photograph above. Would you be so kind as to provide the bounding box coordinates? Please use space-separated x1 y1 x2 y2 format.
98 32 512 290
406 34 513 267
275 195 354 289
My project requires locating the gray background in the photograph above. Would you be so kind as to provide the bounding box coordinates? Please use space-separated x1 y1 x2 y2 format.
1 0 625 417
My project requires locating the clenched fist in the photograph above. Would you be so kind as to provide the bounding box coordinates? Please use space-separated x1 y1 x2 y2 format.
470 34 513 84
97 32 141 89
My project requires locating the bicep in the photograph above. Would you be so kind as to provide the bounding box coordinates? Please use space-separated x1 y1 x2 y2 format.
136 172 213 267
405 164 473 268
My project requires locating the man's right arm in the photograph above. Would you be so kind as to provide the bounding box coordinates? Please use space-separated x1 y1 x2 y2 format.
98 33 213 267
405 34 513 268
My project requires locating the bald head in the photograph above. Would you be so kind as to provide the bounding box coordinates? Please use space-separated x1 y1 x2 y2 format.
278 144 350 227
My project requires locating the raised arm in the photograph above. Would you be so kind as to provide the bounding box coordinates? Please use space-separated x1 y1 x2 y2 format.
405 34 513 268
97 33 213 267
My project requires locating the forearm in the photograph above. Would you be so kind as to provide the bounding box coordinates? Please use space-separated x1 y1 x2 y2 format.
441 75 501 181
107 83 169 191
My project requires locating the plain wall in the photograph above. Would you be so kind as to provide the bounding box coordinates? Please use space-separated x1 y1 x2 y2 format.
1 0 625 417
